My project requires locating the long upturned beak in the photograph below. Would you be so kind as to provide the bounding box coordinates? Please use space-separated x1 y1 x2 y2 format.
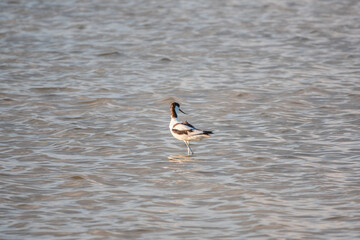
179 108 187 114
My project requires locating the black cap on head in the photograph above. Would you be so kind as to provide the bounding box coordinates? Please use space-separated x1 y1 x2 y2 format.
170 102 183 118
171 102 180 107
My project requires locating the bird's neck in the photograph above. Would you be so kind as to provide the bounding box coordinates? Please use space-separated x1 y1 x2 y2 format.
169 117 180 129
170 105 179 119
170 116 180 123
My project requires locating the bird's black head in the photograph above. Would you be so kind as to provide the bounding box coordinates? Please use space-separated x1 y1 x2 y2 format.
170 102 185 118
171 102 180 108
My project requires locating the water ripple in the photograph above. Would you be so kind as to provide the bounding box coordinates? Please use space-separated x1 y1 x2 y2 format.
1 0 360 239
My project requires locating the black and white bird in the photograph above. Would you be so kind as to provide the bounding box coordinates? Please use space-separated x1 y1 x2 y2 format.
169 102 213 155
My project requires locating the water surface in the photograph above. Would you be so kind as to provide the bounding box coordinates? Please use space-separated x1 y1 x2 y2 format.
1 0 360 239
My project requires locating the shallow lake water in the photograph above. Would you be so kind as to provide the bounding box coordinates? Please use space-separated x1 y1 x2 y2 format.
1 0 360 239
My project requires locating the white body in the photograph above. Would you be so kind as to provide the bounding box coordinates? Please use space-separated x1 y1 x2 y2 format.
169 103 212 155
169 118 210 141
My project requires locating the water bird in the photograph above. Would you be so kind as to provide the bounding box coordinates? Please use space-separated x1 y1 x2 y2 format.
169 102 213 155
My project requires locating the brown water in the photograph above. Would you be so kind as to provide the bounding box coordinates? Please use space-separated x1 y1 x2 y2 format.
1 0 360 239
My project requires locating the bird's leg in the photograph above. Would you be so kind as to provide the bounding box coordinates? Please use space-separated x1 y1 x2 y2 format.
184 141 189 155
187 141 193 155
184 141 191 155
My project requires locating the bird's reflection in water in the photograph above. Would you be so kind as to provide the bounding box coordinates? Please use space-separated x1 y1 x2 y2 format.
168 154 196 164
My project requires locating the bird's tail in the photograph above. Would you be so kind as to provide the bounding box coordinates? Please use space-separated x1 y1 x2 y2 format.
202 130 213 135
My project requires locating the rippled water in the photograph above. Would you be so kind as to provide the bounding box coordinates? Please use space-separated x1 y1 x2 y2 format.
1 0 360 239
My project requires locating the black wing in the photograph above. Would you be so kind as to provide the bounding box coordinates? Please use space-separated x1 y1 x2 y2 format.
183 120 196 129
